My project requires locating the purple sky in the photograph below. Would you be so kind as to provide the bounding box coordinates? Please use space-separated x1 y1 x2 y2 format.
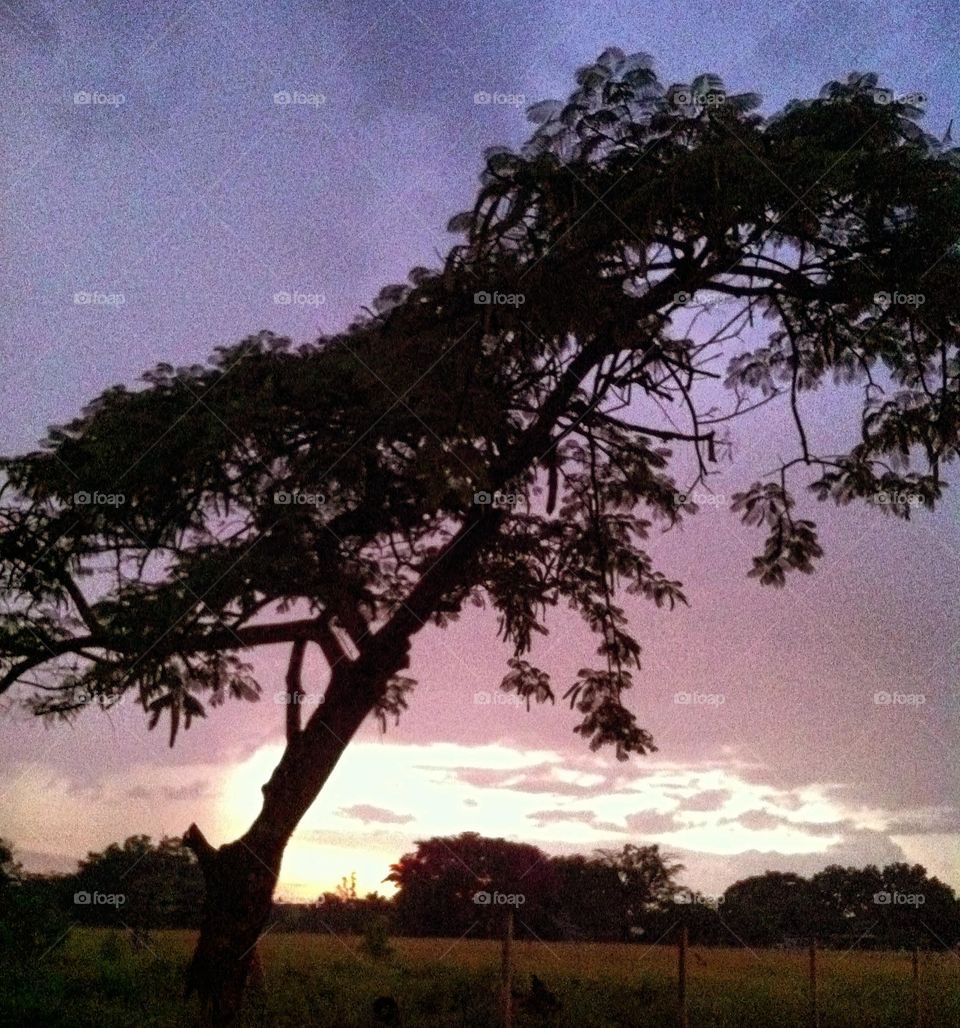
1 0 958 901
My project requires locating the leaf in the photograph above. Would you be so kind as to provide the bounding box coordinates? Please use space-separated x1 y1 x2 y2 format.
446 211 473 233
526 100 563 125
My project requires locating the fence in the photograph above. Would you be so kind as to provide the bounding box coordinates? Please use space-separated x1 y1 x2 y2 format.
497 916 929 1027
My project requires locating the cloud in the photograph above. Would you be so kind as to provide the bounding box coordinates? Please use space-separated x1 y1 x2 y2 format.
337 804 414 825
683 789 732 811
625 811 682 834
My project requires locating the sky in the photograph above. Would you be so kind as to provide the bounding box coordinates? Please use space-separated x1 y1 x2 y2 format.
1 0 958 905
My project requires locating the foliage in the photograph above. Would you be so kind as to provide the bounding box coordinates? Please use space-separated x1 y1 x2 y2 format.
3 55 959 766
70 834 205 929
0 838 71 967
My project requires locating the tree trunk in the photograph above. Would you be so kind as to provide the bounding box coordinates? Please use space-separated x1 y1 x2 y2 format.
184 834 280 1026
179 338 609 1023
183 649 408 1025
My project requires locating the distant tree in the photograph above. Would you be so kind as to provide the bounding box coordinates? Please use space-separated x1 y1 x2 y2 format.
870 862 960 948
3 51 960 1022
807 863 885 942
724 864 960 948
387 832 556 938
722 871 813 945
548 853 623 940
0 837 22 889
594 843 684 938
71 834 204 930
0 838 70 966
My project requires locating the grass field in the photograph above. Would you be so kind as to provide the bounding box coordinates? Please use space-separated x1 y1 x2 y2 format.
3 928 959 1026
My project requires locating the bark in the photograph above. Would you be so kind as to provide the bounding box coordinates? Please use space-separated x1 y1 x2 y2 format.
183 828 279 1027
182 651 406 1025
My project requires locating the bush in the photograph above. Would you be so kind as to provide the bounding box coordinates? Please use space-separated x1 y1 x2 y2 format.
359 915 394 960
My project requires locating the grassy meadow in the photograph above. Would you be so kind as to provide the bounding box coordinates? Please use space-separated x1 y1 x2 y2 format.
3 928 959 1026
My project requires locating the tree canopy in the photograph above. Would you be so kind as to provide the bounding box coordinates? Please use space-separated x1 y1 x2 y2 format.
2 62 959 763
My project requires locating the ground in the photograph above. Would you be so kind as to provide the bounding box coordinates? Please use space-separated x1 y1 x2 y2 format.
5 929 959 1026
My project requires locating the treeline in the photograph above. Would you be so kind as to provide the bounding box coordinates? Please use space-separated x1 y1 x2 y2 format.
3 833 958 959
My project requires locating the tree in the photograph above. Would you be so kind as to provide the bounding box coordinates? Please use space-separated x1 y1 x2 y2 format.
0 839 70 968
594 843 685 939
548 854 624 940
71 834 205 930
722 871 814 945
2 50 960 1022
386 833 556 938
723 864 960 948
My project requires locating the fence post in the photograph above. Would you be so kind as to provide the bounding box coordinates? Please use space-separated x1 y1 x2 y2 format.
500 909 513 1028
809 940 819 1028
678 924 688 1028
912 946 920 1028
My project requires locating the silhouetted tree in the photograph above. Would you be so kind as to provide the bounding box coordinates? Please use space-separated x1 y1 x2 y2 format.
3 50 960 1022
387 832 556 938
723 864 960 948
0 839 70 966
71 834 205 930
722 871 813 945
548 854 623 940
594 843 684 939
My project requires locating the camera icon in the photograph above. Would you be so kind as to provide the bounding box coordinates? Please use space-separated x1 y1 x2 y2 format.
673 89 694 106
273 491 291 504
273 91 292 106
873 891 891 904
273 291 291 305
473 491 491 504
871 88 894 106
474 291 491 305
474 91 491 105
673 291 692 306
73 91 92 105
73 491 91 504
74 891 91 905
874 292 891 306
474 691 491 705
674 692 691 704
473 891 492 905
873 691 892 705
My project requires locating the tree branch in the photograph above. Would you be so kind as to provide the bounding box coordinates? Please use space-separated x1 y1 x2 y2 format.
285 639 306 741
